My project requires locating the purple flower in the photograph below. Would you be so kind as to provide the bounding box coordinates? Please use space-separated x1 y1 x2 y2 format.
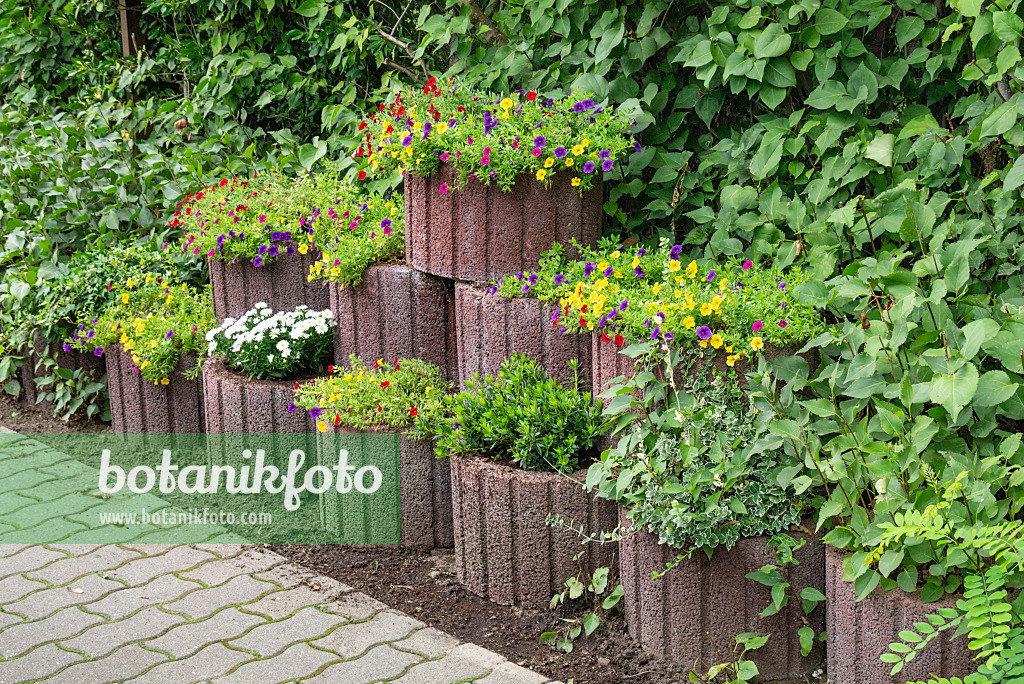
705 269 717 281
166 330 174 339
664 331 675 342
258 244 268 256
521 284 531 293
696 326 712 340
271 231 283 241
599 315 607 328
779 282 788 290
288 402 296 414
633 140 643 153
534 135 547 147
555 274 565 286
670 245 683 259
381 218 392 229
601 159 614 172
651 326 661 340
603 266 614 277
268 245 280 257
644 319 651 329
638 248 647 256
621 299 629 311
287 245 296 256
402 135 412 147
634 266 644 277
86 329 95 339
779 320 788 329
62 342 72 352
253 256 264 267
599 149 611 160
584 262 596 277
554 146 567 158
310 407 322 419
582 161 596 174
94 347 104 357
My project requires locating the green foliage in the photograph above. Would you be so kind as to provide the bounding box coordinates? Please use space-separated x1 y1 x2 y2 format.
686 632 769 683
588 344 803 556
542 561 624 652
414 355 606 473
362 83 636 191
206 303 333 379
310 190 405 288
293 356 448 431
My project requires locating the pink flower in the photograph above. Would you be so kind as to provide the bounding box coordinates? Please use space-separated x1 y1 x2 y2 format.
743 260 753 270
440 183 449 194
532 148 541 157
440 152 449 161
752 321 763 332
258 215 267 223
481 156 489 165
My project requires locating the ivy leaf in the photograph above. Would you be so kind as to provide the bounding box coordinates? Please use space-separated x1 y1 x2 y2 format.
754 24 792 59
815 8 849 35
930 362 979 422
865 134 894 167
974 371 1019 407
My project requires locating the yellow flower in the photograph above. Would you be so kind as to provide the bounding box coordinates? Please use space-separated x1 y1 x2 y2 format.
571 177 581 187
710 296 722 313
611 251 621 260
160 378 170 386
317 420 327 433
572 144 585 155
726 345 734 353
500 97 514 110
166 295 173 305
544 157 554 168
674 274 685 283
710 334 724 349
437 122 448 134
121 293 130 305
686 261 698 278
700 303 712 316
127 277 135 288
413 121 423 131
145 274 153 284
700 339 709 348
727 354 738 367
582 138 591 147
565 158 574 167
750 336 764 351
719 277 729 291
683 316 695 329
652 283 661 294
669 260 681 272
631 256 639 268
298 243 308 255
537 169 547 181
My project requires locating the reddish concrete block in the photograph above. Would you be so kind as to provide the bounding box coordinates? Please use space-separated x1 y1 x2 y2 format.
208 244 329 322
202 357 314 433
405 166 603 282
17 332 105 411
454 284 592 391
825 545 975 684
619 509 825 681
107 345 205 434
450 453 617 609
320 426 453 548
330 263 457 383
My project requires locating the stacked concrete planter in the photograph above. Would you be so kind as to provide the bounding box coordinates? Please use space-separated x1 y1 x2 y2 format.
405 166 602 281
318 426 453 548
18 332 105 411
107 345 205 434
330 263 458 382
619 509 825 681
208 243 329 322
450 453 617 609
825 546 975 683
454 284 592 390
202 358 315 433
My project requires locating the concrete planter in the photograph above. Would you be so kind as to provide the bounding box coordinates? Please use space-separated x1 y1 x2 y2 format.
825 545 975 684
318 426 453 548
107 345 205 434
202 357 315 433
17 332 105 411
208 242 329 322
330 263 457 382
454 284 592 390
405 165 602 282
619 509 825 682
450 453 617 609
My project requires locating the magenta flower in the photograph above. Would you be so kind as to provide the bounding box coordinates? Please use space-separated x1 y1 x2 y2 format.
440 183 449 194
779 320 788 328
752 321 764 332
742 260 753 270
440 152 450 161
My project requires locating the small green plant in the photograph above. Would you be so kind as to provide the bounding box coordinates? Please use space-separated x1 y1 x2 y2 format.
31 358 109 422
685 632 770 684
542 560 623 653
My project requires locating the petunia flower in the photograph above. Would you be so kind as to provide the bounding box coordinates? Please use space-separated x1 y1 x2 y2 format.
752 321 764 332
582 161 596 174
94 347 104 357
253 256 264 267
742 260 753 270
696 326 712 340
705 270 717 281
554 146 567 158
534 135 546 147
779 320 788 328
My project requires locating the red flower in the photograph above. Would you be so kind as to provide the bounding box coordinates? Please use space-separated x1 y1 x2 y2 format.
334 414 341 426
410 407 418 417
381 381 390 389
328 365 334 373
580 305 588 313
219 178 229 187
526 91 537 101
358 170 367 180
358 121 367 131
579 317 586 327
601 332 611 343
377 404 383 412
614 334 624 346
294 381 299 390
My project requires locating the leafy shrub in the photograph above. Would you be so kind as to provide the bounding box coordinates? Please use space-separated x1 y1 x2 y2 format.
206 304 333 380
292 356 447 432
414 355 605 473
309 190 405 288
361 82 637 191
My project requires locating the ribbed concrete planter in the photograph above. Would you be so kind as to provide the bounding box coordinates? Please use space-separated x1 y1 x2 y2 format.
330 263 457 382
202 357 315 433
405 165 602 281
18 332 105 411
619 509 825 682
450 453 617 609
107 345 205 434
208 243 329 322
454 284 592 390
318 426 453 548
825 545 975 684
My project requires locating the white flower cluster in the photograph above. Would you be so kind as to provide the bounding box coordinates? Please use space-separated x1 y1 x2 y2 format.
206 303 334 378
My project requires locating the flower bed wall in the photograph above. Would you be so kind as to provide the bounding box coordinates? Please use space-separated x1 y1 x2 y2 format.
18 332 105 411
202 357 314 433
619 509 825 681
319 425 453 548
825 545 975 684
330 263 457 382
107 345 205 434
405 165 602 282
454 284 592 390
208 244 329 322
450 453 617 609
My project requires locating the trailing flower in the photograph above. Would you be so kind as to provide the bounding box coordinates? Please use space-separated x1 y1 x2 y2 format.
359 80 637 192
494 240 825 363
308 191 405 289
68 276 215 384
206 303 333 380
292 355 447 433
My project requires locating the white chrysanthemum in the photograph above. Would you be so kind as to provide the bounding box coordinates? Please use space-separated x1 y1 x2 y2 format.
276 340 290 352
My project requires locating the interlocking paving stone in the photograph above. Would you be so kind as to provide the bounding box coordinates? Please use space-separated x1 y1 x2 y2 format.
43 643 168 684
228 606 340 657
163 574 276 620
177 547 283 587
26 544 140 585
0 643 82 684
0 492 101 528
85 573 202 620
192 544 248 559
2 572 123 620
0 545 30 559
0 546 66 579
209 642 339 684
106 545 217 586
46 544 106 556
241 584 342 621
317 591 388 622
0 492 34 517
0 518 89 545
126 642 254 684
144 607 267 659
475 662 555 684
305 644 422 684
310 610 424 659
0 575 47 605
392 627 462 659
0 610 23 632
60 605 187 657
0 607 104 658
254 560 353 593
117 544 178 556
388 643 506 684
17 472 97 503
0 470 52 496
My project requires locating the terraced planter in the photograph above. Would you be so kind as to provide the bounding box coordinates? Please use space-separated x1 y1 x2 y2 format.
107 345 205 434
17 332 106 411
317 425 453 548
405 165 602 282
208 243 329 322
450 453 617 609
454 283 592 390
619 509 825 682
825 545 975 684
330 263 457 382
202 357 315 434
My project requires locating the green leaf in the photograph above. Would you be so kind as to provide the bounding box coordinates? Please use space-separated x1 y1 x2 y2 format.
3 380 19 396
930 362 979 421
854 569 881 601
798 626 815 656
895 16 925 47
865 134 894 167
994 11 1024 40
583 612 600 636
754 23 792 59
961 319 1000 360
815 8 849 35
1003 152 1024 192
294 0 322 17
975 371 1019 407
764 59 797 88
979 102 1018 139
